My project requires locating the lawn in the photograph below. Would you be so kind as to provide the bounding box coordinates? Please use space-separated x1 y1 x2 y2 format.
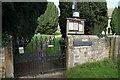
46 37 63 56
24 34 55 54
66 58 118 78
46 37 65 66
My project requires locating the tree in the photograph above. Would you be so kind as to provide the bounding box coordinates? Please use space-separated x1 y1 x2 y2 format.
2 2 47 46
59 1 108 38
59 2 72 38
110 6 120 35
35 2 59 34
119 3 120 34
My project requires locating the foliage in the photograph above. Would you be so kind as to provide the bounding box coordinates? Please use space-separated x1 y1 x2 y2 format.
66 59 118 78
110 37 116 60
59 2 72 38
52 33 61 35
35 2 59 34
110 7 120 35
2 32 11 47
97 34 108 39
59 2 108 38
2 2 47 47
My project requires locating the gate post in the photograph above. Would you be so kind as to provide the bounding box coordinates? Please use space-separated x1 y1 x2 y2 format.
4 40 14 78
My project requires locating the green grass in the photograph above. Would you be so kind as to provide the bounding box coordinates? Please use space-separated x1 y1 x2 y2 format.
66 59 118 78
52 33 61 35
46 37 64 66
24 35 53 54
46 37 62 55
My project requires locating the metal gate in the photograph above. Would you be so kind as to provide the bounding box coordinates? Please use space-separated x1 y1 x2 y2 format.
12 36 66 77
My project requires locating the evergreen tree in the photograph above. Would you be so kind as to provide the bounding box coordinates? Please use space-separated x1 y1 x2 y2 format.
59 1 108 38
2 2 47 41
35 2 59 34
59 2 72 38
110 7 120 34
118 3 120 34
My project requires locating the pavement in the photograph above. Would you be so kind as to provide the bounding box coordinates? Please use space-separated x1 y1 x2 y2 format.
19 71 66 78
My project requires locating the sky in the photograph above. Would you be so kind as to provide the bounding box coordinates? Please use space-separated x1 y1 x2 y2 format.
47 0 119 8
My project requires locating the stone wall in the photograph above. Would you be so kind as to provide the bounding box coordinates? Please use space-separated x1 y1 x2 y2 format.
66 35 110 69
3 41 14 78
0 50 5 78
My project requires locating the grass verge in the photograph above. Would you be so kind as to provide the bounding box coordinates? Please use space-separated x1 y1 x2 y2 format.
66 59 118 78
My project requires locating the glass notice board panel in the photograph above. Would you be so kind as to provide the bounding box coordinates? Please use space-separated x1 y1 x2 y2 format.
79 24 83 31
69 22 74 30
73 22 78 30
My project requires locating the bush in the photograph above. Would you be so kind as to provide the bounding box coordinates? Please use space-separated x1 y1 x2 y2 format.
52 33 61 35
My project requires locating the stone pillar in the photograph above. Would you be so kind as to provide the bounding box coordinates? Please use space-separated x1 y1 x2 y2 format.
114 35 120 57
4 41 14 78
66 35 74 69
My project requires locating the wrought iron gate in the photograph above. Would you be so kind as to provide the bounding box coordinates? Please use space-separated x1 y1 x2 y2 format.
12 36 66 77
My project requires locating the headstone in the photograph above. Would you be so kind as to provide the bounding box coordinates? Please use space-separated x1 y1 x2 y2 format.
37 33 40 37
102 31 105 35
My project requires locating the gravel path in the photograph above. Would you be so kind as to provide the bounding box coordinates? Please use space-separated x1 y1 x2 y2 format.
19 71 66 78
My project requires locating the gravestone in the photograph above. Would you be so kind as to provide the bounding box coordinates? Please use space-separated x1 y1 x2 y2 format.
37 33 40 37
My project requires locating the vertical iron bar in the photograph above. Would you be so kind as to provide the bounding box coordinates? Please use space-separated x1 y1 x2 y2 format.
45 37 48 57
53 36 55 56
41 36 44 74
31 38 34 54
12 37 17 77
64 38 66 69
49 36 52 56
35 36 38 50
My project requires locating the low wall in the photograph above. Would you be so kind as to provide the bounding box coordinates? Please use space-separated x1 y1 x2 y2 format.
66 35 110 69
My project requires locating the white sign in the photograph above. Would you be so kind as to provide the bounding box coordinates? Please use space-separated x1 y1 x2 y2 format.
37 33 40 37
69 22 73 30
79 24 83 31
19 47 24 54
72 11 79 17
74 23 78 30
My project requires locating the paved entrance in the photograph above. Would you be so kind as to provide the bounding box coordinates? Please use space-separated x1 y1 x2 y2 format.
19 71 66 78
